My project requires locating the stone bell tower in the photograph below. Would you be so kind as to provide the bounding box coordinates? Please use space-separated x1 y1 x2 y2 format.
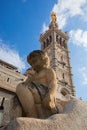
40 12 76 96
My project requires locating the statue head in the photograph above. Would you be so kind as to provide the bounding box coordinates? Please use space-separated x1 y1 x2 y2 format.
27 50 50 72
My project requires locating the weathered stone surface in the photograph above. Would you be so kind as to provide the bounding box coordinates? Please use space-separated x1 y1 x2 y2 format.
2 98 87 130
0 95 22 126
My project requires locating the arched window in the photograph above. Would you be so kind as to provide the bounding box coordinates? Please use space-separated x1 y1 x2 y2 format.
43 42 46 49
63 40 65 44
62 40 65 48
46 38 50 46
56 35 58 42
7 78 9 82
49 35 52 43
62 73 64 79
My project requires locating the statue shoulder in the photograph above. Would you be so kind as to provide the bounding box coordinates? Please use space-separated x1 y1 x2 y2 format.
46 67 56 78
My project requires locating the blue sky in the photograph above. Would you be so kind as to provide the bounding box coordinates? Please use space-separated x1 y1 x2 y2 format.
0 0 87 101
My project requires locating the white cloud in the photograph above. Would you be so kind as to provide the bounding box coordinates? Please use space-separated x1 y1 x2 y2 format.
52 0 87 29
0 39 26 72
69 29 87 49
42 0 87 33
79 67 87 85
42 23 48 33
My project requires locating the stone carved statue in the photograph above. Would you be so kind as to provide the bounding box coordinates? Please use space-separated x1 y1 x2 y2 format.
16 50 58 118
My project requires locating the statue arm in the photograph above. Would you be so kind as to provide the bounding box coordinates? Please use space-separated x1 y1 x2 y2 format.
24 73 35 84
47 68 57 97
42 68 57 109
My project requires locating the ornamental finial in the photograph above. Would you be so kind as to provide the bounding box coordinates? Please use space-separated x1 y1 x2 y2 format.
51 12 57 22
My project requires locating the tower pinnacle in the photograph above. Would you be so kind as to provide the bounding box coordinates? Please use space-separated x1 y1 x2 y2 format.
51 12 57 22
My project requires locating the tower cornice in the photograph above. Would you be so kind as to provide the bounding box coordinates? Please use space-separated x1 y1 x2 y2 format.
40 29 69 42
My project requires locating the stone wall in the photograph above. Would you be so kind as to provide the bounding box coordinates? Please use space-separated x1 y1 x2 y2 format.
0 91 22 126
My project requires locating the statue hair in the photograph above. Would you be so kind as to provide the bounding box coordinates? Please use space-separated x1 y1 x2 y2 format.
27 50 50 67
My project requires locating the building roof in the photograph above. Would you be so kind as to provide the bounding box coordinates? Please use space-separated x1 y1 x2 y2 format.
0 59 18 70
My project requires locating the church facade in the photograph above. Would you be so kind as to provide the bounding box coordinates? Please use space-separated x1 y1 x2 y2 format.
0 59 26 125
